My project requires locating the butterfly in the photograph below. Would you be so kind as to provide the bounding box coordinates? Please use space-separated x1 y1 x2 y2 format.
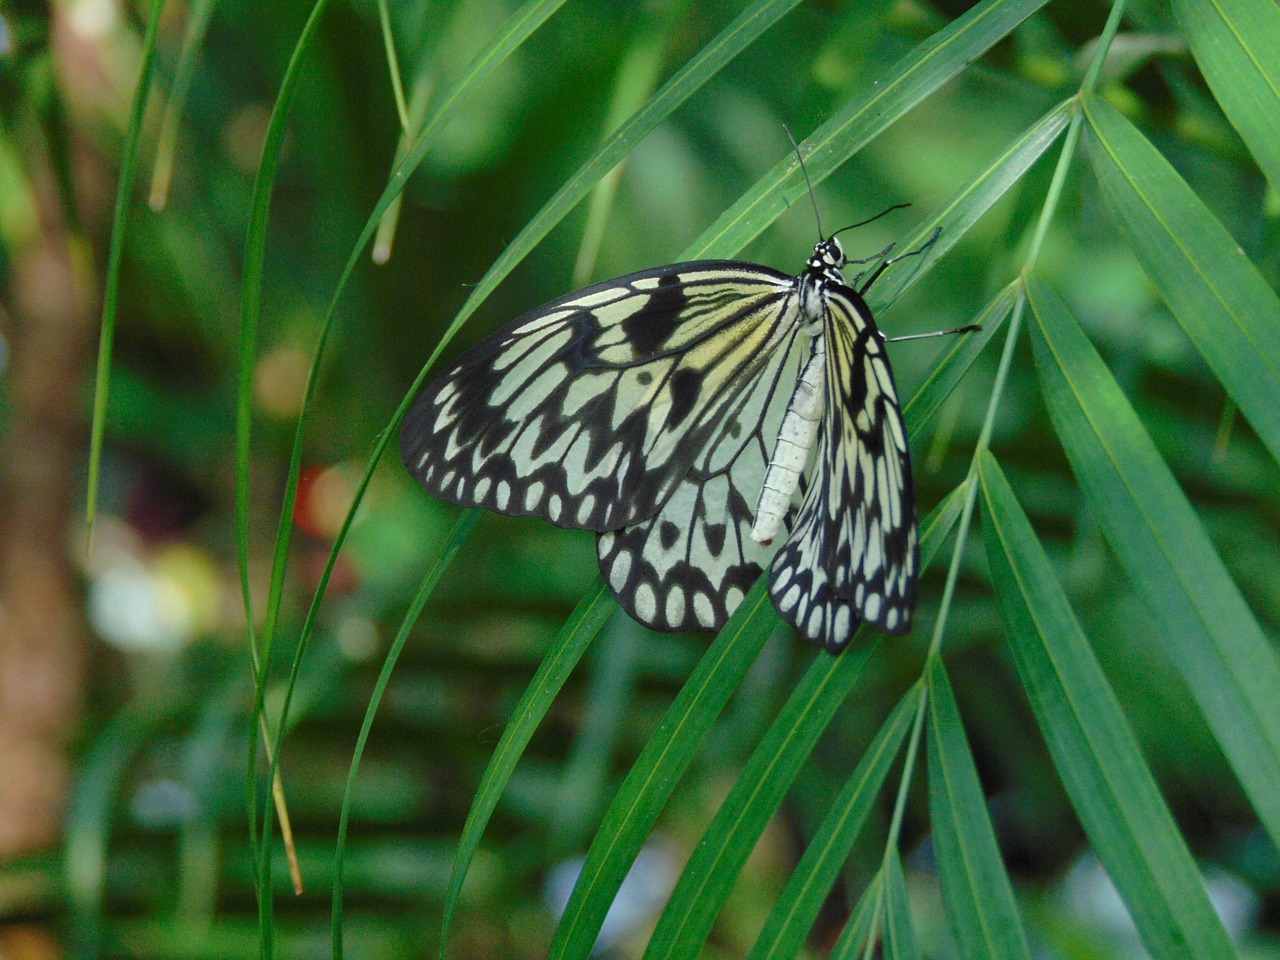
401 215 969 652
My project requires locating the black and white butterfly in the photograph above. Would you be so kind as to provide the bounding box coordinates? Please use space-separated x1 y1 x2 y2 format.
402 217 968 651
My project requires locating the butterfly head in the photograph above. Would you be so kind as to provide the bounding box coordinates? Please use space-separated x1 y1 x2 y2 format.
797 237 847 328
807 237 847 283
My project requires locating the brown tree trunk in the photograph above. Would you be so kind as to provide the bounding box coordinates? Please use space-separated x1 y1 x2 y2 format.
0 153 97 860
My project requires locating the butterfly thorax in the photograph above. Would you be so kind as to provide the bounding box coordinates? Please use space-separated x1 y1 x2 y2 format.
798 236 847 333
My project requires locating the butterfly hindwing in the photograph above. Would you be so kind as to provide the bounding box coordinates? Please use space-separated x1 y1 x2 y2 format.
598 327 806 632
769 283 918 651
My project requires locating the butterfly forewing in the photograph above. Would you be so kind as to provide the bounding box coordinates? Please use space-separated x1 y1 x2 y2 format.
401 263 800 536
768 283 918 651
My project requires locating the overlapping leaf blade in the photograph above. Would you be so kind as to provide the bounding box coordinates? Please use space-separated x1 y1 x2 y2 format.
926 658 1032 960
688 0 1055 261
1084 95 1280 466
980 452 1237 960
746 688 916 960
1170 0 1280 192
1026 274 1280 849
548 578 778 960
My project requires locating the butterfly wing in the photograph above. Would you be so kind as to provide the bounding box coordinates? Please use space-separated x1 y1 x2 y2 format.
597 328 806 631
401 262 801 535
769 283 918 651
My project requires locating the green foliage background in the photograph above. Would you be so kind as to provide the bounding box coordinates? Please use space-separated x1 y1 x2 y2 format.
1 0 1279 957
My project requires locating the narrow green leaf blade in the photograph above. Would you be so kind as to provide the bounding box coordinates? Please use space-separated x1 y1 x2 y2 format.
1084 94 1280 466
1170 0 1280 192
829 872 884 960
87 0 168 528
979 452 1237 960
747 687 916 960
926 658 1032 960
439 581 615 957
643 641 880 960
870 101 1072 312
644 484 967 960
332 510 480 960
1026 274 1280 849
446 0 804 365
548 577 778 960
687 0 1054 261
883 848 919 960
904 281 1017 444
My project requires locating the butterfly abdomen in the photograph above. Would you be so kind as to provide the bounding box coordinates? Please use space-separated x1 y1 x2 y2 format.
751 333 826 545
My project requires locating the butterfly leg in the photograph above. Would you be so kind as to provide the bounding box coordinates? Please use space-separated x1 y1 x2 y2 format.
847 240 897 275
855 227 942 295
884 323 981 343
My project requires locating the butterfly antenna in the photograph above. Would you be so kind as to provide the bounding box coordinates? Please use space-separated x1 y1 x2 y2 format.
832 203 912 238
784 124 825 242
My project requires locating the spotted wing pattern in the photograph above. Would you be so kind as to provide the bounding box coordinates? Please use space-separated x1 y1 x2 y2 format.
768 283 918 651
597 330 806 632
402 263 801 535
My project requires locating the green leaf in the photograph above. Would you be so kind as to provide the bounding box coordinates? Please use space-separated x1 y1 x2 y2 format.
896 101 1073 440
550 478 963 959
687 0 1055 261
1026 273 1280 850
1083 94 1280 466
904 281 1017 444
829 872 884 960
870 100 1072 312
1170 0 1280 192
147 0 218 209
446 0 805 365
926 658 1032 960
333 510 480 960
643 640 881 960
747 687 916 960
86 0 167 529
979 452 1237 960
883 848 919 960
439 581 615 957
548 577 779 960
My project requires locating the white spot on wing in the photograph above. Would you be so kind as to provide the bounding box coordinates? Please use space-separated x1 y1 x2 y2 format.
693 592 715 628
526 480 545 510
634 583 658 623
834 607 850 641
665 586 685 627
610 550 631 589
864 593 882 623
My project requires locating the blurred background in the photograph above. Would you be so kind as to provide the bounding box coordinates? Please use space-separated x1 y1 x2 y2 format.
1 0 1278 957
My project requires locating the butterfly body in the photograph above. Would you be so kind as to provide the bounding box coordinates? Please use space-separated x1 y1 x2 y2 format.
402 237 918 651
